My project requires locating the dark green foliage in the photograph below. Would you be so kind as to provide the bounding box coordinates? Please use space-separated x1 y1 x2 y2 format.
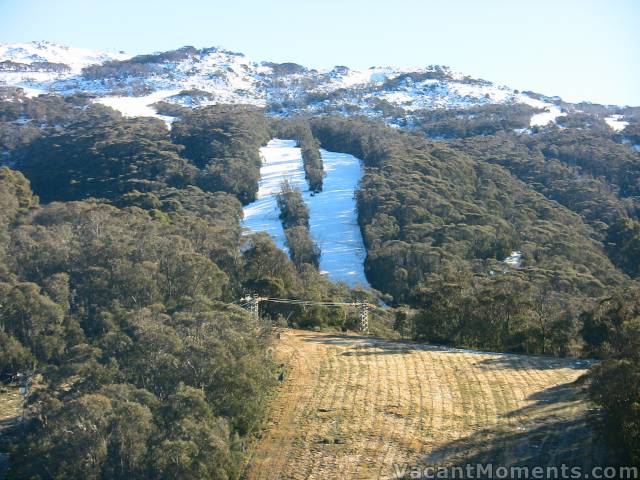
171 105 270 203
532 128 640 199
312 116 624 305
584 289 640 464
15 110 196 202
285 226 321 269
413 104 538 139
453 133 636 230
276 180 309 229
556 112 612 134
0 180 276 479
296 125 323 192
452 127 640 276
275 181 321 270
606 218 640 278
412 274 581 356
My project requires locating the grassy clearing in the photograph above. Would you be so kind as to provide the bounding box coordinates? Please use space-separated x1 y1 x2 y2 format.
0 384 23 477
247 330 607 479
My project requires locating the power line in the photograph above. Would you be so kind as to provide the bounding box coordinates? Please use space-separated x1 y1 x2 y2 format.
239 295 385 334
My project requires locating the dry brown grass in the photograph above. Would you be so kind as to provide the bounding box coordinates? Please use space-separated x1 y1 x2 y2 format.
246 329 607 479
0 384 23 477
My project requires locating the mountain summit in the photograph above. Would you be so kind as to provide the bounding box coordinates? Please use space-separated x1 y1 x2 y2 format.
0 41 573 126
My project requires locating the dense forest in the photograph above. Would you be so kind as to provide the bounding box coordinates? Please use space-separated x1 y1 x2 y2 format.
0 91 373 479
1 85 640 469
311 112 640 463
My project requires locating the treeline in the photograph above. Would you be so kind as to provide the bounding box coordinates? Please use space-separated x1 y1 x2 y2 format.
583 288 640 464
276 180 320 269
5 96 271 205
311 116 628 351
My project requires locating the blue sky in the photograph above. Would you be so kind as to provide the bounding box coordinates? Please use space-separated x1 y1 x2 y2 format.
1 0 638 105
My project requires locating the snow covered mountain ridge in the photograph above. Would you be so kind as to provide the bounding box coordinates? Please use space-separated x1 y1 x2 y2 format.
0 40 628 130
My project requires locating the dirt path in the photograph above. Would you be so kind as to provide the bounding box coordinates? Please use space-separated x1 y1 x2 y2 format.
247 330 607 479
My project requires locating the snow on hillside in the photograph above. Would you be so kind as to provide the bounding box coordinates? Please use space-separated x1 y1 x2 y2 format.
94 89 180 127
374 78 517 110
529 105 565 127
0 41 131 72
320 66 402 90
309 148 369 287
0 41 570 128
242 140 306 251
242 139 369 287
604 114 629 132
515 94 565 127
0 41 131 94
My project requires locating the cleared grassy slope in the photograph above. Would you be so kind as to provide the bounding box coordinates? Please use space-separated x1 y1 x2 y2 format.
247 330 608 479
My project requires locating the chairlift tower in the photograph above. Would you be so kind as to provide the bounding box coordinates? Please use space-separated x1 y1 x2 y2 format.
243 293 261 321
358 302 369 335
240 295 373 333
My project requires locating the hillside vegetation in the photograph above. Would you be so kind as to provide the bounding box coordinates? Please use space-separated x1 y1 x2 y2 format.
1 87 639 470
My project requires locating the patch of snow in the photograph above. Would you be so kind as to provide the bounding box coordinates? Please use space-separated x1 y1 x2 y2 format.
529 105 564 127
242 139 369 287
515 93 566 127
323 66 399 90
515 94 548 110
604 114 628 132
18 86 45 98
94 89 181 127
504 251 523 268
308 148 369 287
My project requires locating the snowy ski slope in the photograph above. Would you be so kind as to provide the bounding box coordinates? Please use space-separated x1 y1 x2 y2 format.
242 139 369 287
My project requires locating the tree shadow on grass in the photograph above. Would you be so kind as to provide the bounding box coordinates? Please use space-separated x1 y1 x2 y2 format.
418 381 613 473
299 333 416 355
473 355 594 372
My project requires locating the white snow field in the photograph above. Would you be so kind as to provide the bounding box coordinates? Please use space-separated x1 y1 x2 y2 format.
242 140 306 251
242 139 370 287
529 105 565 127
604 114 629 132
94 89 181 128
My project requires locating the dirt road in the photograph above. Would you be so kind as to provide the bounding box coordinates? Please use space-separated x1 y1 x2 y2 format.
247 329 607 479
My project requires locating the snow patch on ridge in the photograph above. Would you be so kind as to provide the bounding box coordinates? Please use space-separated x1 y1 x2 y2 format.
604 114 628 132
529 105 564 127
0 41 131 74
